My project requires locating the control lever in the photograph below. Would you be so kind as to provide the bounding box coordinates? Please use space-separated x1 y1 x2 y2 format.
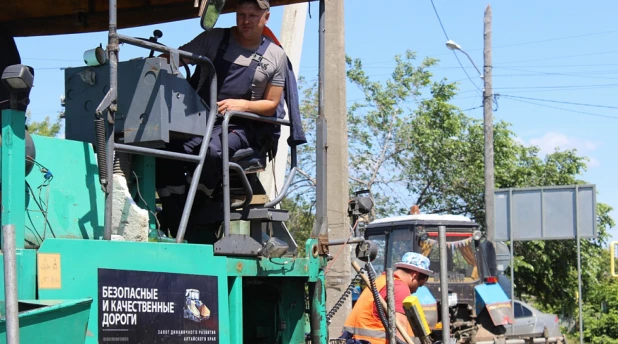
148 30 164 57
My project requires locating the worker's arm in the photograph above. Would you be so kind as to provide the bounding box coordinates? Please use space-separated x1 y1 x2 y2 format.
217 83 283 117
396 312 413 342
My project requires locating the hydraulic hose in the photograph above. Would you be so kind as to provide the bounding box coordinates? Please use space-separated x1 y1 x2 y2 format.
327 267 365 323
366 263 407 344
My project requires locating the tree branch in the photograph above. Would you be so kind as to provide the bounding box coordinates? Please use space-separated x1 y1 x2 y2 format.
349 175 368 186
368 107 399 187
295 167 317 187
415 179 433 206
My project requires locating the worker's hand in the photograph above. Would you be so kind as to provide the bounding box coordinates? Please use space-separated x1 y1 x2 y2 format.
217 99 249 114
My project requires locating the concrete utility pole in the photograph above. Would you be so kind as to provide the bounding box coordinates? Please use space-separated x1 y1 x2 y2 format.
323 0 351 337
483 4 495 242
259 3 308 200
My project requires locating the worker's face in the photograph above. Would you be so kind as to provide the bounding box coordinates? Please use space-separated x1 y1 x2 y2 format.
408 272 429 293
236 3 270 40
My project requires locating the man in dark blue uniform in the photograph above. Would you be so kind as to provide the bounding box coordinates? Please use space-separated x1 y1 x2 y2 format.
156 0 289 237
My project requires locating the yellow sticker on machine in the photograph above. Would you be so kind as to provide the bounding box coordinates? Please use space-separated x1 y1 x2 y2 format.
38 253 61 289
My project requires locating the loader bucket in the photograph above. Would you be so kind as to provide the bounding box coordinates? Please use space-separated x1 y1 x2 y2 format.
0 298 93 344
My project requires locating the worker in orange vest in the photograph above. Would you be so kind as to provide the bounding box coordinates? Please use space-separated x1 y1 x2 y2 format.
341 252 433 344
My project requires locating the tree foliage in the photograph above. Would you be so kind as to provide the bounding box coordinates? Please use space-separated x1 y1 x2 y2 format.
580 250 618 343
345 51 438 216
288 51 616 339
26 111 62 137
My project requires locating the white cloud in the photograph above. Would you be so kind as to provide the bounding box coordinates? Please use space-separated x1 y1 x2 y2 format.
525 132 601 167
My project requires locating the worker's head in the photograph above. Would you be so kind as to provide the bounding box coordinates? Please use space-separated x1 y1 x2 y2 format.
236 0 270 40
394 252 433 293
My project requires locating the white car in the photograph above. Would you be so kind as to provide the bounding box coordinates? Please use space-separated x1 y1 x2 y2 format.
503 300 564 343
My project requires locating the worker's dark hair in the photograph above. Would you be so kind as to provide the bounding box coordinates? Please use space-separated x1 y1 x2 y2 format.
397 267 429 281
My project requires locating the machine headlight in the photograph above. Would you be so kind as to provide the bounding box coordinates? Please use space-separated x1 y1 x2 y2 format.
2 65 34 92
448 291 458 307
472 230 482 241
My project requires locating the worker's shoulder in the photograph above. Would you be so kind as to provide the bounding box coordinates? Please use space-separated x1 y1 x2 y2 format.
262 36 287 58
188 27 226 45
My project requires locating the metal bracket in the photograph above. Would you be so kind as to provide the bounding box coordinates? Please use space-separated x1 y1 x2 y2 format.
214 234 263 257
318 234 329 256
169 51 180 75
96 88 116 124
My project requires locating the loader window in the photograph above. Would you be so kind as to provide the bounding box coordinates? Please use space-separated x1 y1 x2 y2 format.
422 231 479 283
366 234 386 276
366 228 415 276
390 229 415 269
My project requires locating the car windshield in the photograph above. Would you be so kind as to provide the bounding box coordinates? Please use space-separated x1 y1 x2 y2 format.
420 229 480 283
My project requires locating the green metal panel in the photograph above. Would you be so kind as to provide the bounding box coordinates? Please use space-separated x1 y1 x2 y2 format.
309 270 328 343
24 135 105 244
0 249 36 301
36 239 230 344
280 277 311 343
0 298 93 344
227 277 242 344
1 109 26 248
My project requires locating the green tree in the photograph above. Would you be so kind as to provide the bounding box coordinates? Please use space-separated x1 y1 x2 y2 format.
281 196 314 257
26 110 62 137
580 249 618 344
289 50 617 340
345 51 437 217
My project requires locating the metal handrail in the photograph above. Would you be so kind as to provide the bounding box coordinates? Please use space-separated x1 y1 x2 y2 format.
103 11 219 243
221 110 297 237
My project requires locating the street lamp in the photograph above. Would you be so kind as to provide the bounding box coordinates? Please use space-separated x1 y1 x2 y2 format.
445 40 483 79
445 38 495 243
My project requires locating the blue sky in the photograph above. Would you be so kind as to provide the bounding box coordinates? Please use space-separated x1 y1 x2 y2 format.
13 0 618 242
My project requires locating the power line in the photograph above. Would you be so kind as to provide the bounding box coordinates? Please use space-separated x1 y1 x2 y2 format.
497 67 618 75
495 63 618 69
458 85 618 95
499 50 618 65
429 0 482 93
492 29 618 49
503 97 618 120
500 95 618 110
493 82 618 90
429 0 449 39
462 105 483 112
492 68 618 80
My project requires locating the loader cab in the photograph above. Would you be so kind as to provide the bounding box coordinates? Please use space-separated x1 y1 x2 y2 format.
363 214 502 328
363 213 490 280
57 0 302 257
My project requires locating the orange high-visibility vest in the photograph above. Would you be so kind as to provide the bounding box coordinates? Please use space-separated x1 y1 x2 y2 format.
343 274 414 344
